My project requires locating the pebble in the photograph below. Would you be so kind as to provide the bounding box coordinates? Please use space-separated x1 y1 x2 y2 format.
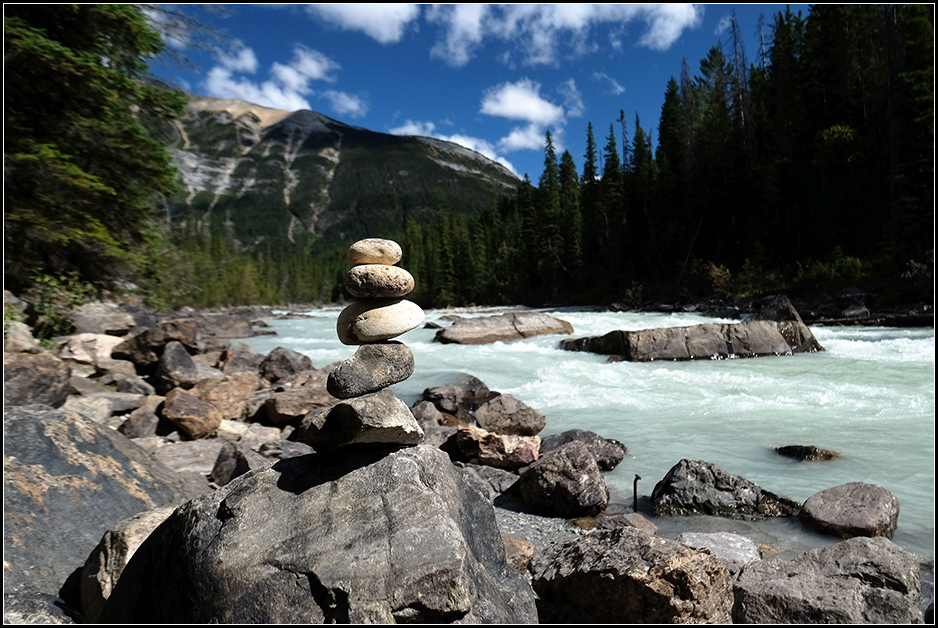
347 238 403 266
336 299 425 345
345 264 415 299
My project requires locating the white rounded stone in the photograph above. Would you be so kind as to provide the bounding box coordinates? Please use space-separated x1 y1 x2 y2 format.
345 264 415 298
347 238 402 266
336 299 425 345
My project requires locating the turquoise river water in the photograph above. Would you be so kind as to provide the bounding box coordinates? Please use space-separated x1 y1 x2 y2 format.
242 306 935 560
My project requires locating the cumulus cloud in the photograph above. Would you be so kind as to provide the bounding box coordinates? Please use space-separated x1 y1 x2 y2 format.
427 4 489 66
592 71 625 96
203 44 366 117
322 90 368 118
388 120 518 176
558 79 585 118
304 4 421 44
480 79 564 125
497 123 547 152
428 4 704 67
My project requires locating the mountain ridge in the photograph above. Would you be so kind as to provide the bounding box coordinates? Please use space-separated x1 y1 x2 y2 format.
164 94 520 253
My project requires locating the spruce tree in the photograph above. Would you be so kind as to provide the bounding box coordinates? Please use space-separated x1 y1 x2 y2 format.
4 5 187 293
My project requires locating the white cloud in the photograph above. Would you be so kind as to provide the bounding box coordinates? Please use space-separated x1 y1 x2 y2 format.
205 66 312 112
592 71 625 96
203 44 362 116
389 120 437 136
480 79 564 125
558 79 585 117
322 90 368 118
427 4 489 66
388 121 518 176
218 42 258 73
715 15 733 37
638 4 705 51
305 4 420 44
428 4 704 67
498 123 546 152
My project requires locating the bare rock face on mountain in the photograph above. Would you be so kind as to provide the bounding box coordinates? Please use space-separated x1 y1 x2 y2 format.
102 445 537 624
434 311 574 345
166 95 520 254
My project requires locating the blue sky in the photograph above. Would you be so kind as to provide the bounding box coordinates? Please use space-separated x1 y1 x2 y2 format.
149 4 809 181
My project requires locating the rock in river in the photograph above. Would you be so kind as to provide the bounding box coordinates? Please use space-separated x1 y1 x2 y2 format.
434 311 574 345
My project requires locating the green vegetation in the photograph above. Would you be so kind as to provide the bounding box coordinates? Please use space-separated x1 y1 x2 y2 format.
4 5 187 298
402 4 934 308
4 5 931 311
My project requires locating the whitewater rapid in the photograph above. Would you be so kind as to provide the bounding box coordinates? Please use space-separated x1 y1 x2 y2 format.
242 306 935 559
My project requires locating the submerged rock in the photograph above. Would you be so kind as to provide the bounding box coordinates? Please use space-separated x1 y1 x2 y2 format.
775 444 841 461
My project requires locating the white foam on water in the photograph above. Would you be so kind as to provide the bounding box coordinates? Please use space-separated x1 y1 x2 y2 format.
240 311 935 559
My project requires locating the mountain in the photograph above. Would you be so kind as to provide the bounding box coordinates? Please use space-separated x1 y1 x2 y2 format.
162 95 521 253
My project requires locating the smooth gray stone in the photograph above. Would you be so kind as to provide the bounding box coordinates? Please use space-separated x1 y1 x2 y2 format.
336 299 424 345
327 341 414 399
345 264 415 298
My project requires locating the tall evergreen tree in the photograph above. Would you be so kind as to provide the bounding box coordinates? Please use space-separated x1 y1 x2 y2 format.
4 4 187 293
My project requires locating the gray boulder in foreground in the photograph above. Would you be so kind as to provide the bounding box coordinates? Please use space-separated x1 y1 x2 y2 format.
652 459 800 519
532 527 733 623
518 441 609 517
434 311 573 345
3 406 193 600
560 294 823 361
102 445 537 623
733 536 923 623
800 482 901 539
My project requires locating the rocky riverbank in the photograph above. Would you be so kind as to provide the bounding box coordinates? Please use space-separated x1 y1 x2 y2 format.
3 291 933 624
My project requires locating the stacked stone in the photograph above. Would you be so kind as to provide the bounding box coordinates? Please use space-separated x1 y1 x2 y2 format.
296 238 426 452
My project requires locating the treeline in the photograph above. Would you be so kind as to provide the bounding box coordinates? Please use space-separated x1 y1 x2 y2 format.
403 5 934 308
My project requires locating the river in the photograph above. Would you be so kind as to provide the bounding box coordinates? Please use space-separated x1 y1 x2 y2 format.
241 306 935 560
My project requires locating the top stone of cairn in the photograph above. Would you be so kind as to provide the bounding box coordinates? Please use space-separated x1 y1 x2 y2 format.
348 238 402 266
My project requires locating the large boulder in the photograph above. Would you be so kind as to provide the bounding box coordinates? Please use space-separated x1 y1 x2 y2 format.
4 352 72 407
518 441 608 517
560 295 823 360
733 536 923 623
102 445 538 623
4 320 41 353
651 459 800 519
540 428 627 471
799 482 901 539
531 527 733 623
434 311 574 345
189 371 262 421
3 406 194 601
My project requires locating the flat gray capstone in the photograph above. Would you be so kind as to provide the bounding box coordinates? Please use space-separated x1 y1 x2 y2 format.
327 341 415 399
294 388 424 452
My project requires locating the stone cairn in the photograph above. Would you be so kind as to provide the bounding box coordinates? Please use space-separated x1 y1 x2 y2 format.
296 238 426 452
